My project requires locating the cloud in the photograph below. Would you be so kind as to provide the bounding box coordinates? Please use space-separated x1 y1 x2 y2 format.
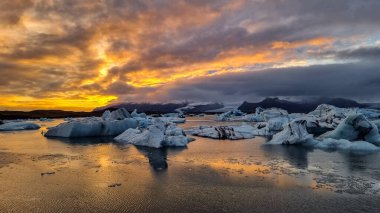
336 46 380 60
103 81 135 95
144 61 380 102
1 0 380 110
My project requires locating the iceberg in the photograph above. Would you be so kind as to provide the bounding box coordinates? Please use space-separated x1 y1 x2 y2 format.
115 125 164 148
241 107 265 122
266 116 290 131
308 104 350 128
131 109 147 118
0 121 41 131
357 108 380 119
216 108 246 121
268 119 315 145
115 120 192 148
267 114 380 154
45 108 157 138
373 120 380 131
320 113 380 145
102 108 131 121
45 117 138 137
260 108 288 121
186 125 255 140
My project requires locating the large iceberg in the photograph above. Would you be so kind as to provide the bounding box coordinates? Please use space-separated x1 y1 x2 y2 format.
0 121 40 131
186 125 256 140
267 114 380 154
319 113 380 145
45 108 141 138
268 119 315 145
115 120 192 148
45 117 138 137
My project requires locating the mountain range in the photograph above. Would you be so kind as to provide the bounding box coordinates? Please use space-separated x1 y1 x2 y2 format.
238 97 369 113
1 97 378 119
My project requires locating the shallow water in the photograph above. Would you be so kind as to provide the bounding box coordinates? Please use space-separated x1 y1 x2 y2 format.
0 116 380 212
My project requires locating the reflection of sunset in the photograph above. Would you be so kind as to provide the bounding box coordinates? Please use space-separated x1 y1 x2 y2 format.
207 159 270 176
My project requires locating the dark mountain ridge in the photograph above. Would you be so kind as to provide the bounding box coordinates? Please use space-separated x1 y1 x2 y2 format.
238 97 369 113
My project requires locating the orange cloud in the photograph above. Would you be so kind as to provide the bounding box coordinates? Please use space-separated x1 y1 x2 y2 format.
0 0 376 110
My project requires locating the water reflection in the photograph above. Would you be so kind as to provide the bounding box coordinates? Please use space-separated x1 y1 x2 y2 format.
46 136 114 145
340 152 376 173
261 144 314 169
136 146 186 171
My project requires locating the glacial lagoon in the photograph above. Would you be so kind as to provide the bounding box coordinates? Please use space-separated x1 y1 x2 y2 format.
0 116 380 212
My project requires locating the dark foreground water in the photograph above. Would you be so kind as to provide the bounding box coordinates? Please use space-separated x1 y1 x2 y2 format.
0 117 379 212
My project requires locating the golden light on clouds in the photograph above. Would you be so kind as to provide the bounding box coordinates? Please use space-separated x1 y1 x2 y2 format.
0 0 379 110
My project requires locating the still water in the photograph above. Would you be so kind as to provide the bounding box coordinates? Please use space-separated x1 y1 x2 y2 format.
0 116 379 212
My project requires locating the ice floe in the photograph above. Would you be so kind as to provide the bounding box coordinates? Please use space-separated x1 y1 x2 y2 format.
319 113 380 145
161 112 185 118
268 119 315 145
0 121 41 131
115 120 192 148
45 108 140 137
45 117 139 137
156 116 186 123
216 108 246 121
131 109 147 118
186 125 256 139
267 114 380 154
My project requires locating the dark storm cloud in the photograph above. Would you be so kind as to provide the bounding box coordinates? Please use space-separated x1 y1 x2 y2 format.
160 61 380 102
336 46 380 60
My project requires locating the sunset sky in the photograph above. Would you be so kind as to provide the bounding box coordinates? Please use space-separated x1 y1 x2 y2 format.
1 0 380 111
